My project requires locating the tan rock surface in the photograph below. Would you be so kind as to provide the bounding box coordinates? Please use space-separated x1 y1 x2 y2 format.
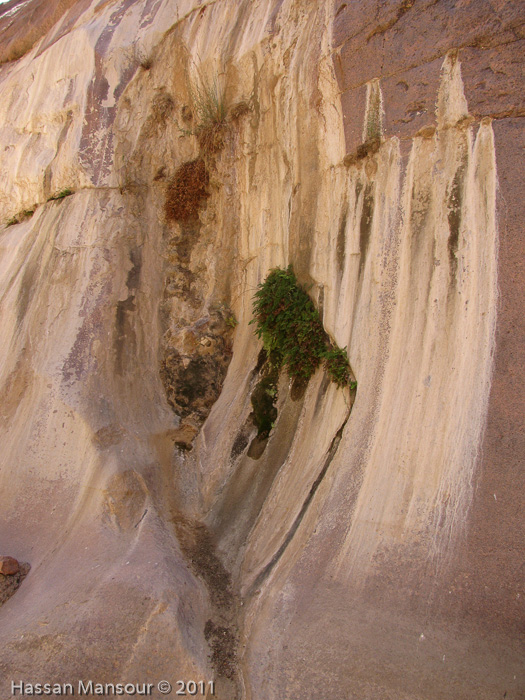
0 1 523 698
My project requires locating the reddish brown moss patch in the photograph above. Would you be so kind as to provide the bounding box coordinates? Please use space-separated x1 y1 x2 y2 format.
164 159 209 222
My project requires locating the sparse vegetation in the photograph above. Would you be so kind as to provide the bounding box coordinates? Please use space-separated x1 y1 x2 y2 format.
132 44 153 70
187 69 229 154
175 65 250 157
251 266 353 388
164 158 209 221
225 314 238 329
6 209 35 227
48 188 74 202
139 56 153 70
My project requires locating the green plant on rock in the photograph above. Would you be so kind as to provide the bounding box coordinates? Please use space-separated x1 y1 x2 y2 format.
48 188 74 202
251 266 354 388
6 208 35 227
323 345 351 388
251 266 325 381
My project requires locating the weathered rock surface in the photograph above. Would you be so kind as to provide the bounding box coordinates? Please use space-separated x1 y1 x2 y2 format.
0 556 20 575
0 0 523 698
0 562 30 607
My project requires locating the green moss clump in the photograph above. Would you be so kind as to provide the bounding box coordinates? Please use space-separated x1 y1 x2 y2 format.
251 266 353 388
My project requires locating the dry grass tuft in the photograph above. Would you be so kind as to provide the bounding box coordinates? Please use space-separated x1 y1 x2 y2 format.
164 159 209 222
189 71 229 154
139 56 153 70
132 44 153 70
196 121 227 154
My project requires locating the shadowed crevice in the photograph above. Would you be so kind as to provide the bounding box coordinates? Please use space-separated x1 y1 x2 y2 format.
247 410 351 597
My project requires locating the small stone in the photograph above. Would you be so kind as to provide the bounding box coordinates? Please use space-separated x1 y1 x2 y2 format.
0 556 20 575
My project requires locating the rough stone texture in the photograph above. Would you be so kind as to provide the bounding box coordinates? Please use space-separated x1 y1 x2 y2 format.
0 0 80 64
0 1 523 699
334 0 525 151
0 556 20 576
0 562 30 607
440 114 525 633
333 0 524 620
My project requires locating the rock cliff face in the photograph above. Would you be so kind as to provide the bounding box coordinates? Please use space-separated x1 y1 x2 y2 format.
0 1 523 698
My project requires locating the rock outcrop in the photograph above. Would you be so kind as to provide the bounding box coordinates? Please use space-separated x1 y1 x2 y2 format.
0 559 30 607
0 556 19 575
0 1 523 698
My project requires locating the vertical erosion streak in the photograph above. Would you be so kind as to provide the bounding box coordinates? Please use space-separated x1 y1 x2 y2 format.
430 118 498 542
340 59 498 576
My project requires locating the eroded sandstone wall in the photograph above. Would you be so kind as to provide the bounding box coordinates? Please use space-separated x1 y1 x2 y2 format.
0 1 523 698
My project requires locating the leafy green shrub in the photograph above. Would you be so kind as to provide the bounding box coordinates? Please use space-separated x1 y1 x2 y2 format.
251 267 325 380
323 345 351 388
251 266 353 388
